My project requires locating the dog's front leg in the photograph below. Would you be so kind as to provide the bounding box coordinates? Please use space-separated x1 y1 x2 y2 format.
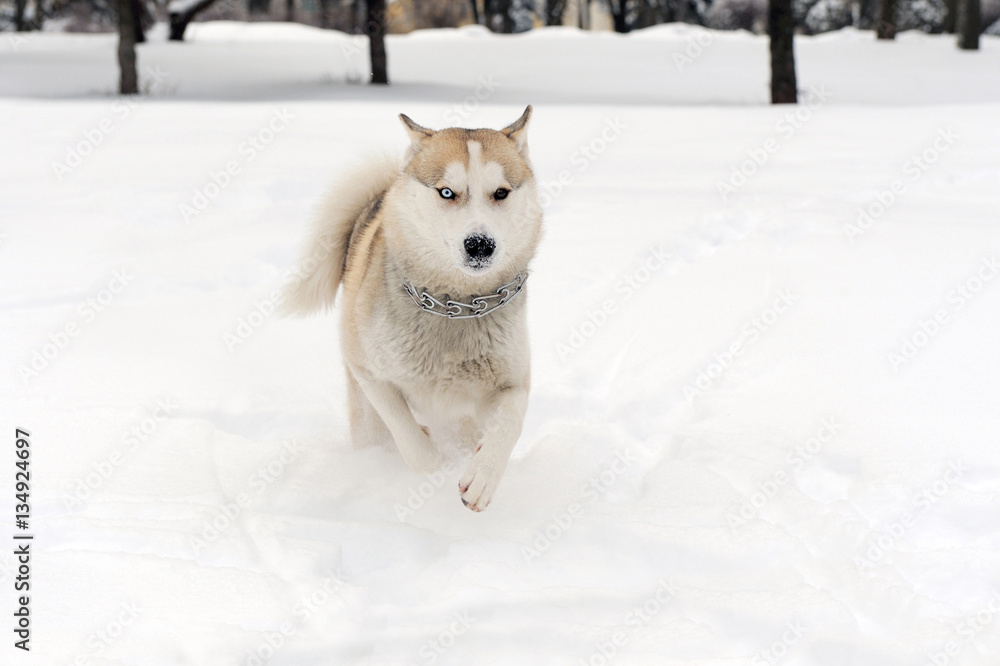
351 369 441 474
459 387 528 512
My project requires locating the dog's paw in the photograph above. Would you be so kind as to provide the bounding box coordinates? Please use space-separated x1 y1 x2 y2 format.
458 454 504 512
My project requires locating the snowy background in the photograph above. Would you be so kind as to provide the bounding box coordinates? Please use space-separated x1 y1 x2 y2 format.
3 22 1000 666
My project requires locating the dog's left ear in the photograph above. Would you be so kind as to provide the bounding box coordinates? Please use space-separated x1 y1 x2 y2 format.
400 113 434 150
501 105 532 157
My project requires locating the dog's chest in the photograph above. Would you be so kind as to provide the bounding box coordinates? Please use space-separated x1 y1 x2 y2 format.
369 299 525 392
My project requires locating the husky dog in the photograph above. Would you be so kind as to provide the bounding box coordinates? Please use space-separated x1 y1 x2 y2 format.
286 107 542 512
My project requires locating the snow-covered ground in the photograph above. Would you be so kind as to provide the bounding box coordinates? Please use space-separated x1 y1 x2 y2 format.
2 22 1000 666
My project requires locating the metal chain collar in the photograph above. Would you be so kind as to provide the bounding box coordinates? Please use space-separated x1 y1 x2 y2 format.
402 273 527 319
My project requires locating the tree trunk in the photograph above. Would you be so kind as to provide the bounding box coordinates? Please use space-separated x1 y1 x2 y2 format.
118 0 138 94
958 0 980 49
768 0 797 104
875 0 896 38
318 0 330 27
248 0 269 15
610 0 628 32
470 0 480 25
169 0 220 40
499 0 513 32
285 0 293 21
545 0 564 24
943 0 958 32
367 0 388 84
14 0 27 31
637 0 656 28
133 0 146 43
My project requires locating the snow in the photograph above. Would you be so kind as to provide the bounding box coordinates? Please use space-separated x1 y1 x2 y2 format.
3 21 1000 666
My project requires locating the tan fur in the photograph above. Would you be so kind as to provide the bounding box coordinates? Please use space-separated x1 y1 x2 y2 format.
287 107 542 512
284 153 400 313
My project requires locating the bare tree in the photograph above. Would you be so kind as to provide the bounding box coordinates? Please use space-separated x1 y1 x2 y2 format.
875 0 896 38
367 0 387 84
285 0 293 20
133 0 147 42
768 0 797 103
546 0 566 24
635 0 657 28
957 0 980 48
609 0 628 32
470 0 480 24
496 0 513 31
943 0 958 31
117 0 138 94
14 0 28 31
169 0 220 40
317 0 333 27
248 0 269 15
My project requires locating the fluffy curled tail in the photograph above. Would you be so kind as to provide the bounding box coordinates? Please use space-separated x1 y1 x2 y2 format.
283 154 400 314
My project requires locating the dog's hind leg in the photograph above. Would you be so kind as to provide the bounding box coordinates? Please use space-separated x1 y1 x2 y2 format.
349 367 441 474
345 364 393 450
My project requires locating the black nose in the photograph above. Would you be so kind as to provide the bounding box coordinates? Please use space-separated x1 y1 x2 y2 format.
464 234 495 261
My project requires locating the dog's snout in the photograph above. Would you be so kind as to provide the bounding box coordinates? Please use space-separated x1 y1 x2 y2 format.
464 234 496 261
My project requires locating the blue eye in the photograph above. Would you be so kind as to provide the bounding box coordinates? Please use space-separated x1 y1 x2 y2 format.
438 188 455 200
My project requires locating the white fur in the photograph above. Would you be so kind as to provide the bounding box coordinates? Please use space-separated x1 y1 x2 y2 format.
283 153 401 314
287 108 542 512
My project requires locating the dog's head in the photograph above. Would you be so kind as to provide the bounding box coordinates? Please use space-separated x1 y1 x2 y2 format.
391 106 542 281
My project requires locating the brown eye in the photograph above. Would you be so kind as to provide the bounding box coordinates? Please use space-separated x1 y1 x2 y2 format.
494 188 509 201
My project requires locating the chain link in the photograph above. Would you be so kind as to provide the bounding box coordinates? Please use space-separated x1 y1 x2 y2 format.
402 273 527 319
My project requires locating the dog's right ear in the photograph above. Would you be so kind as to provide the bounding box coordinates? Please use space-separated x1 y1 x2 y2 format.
399 114 435 159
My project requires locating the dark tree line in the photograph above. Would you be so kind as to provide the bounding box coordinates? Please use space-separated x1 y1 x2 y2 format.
32 0 978 96
874 0 981 47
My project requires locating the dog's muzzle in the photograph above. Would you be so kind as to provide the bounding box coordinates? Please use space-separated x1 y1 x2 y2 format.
463 234 496 269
